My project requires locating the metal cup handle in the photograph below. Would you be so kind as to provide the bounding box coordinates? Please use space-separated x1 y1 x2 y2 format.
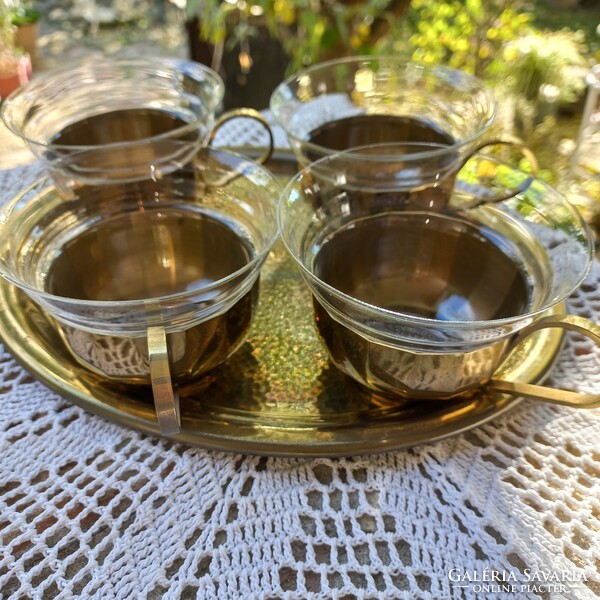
454 138 539 210
208 107 274 165
147 326 181 435
488 314 600 409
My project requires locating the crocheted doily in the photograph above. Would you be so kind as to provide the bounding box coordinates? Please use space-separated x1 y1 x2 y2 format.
0 158 598 600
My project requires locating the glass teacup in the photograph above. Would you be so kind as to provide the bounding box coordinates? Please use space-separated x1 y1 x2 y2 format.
279 144 599 406
270 56 496 167
270 56 537 208
0 148 280 435
1 56 273 189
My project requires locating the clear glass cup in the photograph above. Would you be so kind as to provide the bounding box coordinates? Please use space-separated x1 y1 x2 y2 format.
1 56 273 189
0 148 281 435
279 144 599 406
270 56 497 168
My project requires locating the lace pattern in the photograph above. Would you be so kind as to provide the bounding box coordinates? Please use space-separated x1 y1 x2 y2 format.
0 161 598 599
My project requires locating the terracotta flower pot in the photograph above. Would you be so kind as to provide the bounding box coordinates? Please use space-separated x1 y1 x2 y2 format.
0 54 32 99
15 23 38 59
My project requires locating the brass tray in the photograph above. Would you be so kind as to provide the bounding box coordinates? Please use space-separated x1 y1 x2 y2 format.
0 150 565 456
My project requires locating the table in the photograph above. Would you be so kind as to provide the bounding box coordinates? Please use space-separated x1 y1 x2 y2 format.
0 148 599 599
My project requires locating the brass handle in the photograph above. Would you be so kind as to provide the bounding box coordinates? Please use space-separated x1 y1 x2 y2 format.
209 107 274 165
147 326 181 435
454 138 539 209
488 314 600 408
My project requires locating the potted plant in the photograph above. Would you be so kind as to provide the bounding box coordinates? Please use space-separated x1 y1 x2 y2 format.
501 30 589 135
0 3 32 99
11 1 41 59
184 0 411 109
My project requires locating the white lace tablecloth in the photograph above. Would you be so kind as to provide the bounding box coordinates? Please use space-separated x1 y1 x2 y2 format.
0 155 599 600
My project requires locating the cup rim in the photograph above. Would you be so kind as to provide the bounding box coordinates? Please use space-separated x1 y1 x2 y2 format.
0 148 281 309
296 142 465 195
0 56 224 153
269 55 498 160
278 147 594 332
297 141 463 185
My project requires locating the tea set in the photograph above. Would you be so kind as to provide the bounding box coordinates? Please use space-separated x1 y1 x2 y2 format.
0 56 597 446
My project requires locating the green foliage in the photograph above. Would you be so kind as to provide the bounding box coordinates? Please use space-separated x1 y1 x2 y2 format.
11 6 42 27
502 30 588 103
185 0 394 73
0 3 16 52
378 0 533 79
533 0 600 63
377 0 591 142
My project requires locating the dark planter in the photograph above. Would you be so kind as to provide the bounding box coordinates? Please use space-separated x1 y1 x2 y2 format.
220 26 289 110
187 19 289 111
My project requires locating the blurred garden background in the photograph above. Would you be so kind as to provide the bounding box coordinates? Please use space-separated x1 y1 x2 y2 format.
1 0 599 230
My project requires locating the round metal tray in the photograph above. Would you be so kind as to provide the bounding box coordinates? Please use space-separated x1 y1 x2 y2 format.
0 150 565 456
